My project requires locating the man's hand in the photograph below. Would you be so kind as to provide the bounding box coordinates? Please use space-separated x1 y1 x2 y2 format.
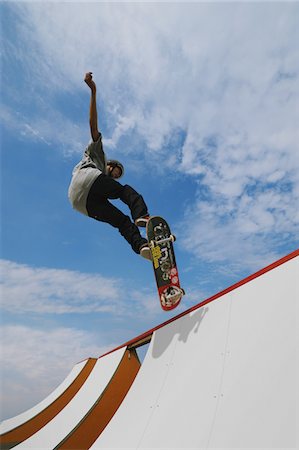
84 72 96 92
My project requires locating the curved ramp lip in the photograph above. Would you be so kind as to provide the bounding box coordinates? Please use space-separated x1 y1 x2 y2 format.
0 358 92 435
12 347 127 449
57 349 141 450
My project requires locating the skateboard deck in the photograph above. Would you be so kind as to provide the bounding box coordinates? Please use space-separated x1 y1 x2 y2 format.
146 216 184 311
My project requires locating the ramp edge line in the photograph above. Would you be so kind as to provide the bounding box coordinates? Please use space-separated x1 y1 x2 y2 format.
98 248 299 360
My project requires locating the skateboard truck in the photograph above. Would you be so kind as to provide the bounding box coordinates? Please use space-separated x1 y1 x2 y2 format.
150 234 176 247
164 289 185 301
161 286 185 307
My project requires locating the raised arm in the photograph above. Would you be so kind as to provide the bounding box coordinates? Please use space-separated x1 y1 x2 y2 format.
84 72 100 142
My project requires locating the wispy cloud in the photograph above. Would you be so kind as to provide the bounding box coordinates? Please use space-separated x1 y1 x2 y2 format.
1 259 125 314
177 139 299 270
0 259 161 318
0 105 86 155
2 2 298 268
0 324 110 421
6 3 297 154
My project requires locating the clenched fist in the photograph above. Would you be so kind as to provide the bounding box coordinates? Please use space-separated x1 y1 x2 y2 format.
84 72 96 92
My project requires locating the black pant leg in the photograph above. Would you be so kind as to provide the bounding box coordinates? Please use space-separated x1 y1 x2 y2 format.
120 185 148 222
86 177 147 254
87 174 148 221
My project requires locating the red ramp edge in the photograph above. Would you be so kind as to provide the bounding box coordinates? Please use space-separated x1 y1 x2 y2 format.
100 248 299 358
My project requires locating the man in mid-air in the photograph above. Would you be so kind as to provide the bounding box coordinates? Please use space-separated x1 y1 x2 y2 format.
68 72 151 260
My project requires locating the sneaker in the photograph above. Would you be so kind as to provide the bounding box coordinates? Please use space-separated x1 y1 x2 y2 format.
135 215 150 227
139 244 152 261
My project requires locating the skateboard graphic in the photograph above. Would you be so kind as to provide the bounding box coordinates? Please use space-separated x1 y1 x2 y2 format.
146 216 185 311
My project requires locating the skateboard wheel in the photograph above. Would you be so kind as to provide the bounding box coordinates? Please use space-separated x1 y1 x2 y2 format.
149 240 155 249
181 288 185 296
170 234 176 242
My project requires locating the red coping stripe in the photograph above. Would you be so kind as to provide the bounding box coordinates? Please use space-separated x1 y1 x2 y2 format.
98 248 299 360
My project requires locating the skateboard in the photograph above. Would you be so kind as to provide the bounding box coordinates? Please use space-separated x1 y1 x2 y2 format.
146 216 185 311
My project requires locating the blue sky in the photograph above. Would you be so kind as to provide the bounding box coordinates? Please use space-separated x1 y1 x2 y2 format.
1 2 298 421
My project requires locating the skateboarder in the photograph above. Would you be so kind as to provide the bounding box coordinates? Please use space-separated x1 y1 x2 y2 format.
68 72 151 260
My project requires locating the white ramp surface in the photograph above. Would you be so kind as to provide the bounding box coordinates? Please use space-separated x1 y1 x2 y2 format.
92 254 298 449
14 348 126 449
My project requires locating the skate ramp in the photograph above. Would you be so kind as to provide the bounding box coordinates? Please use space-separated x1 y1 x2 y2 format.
1 250 298 449
91 251 298 449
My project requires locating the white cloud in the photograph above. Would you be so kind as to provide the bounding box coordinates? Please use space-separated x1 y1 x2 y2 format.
0 259 161 318
0 324 111 421
5 3 298 162
178 182 298 271
2 2 299 267
0 259 125 314
0 105 87 155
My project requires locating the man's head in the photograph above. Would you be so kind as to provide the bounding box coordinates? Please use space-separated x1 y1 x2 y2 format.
106 160 124 179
